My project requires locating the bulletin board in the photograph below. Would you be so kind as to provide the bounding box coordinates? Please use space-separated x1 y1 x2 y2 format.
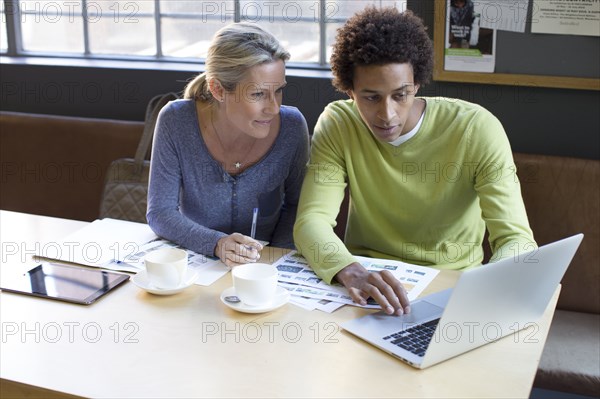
432 0 600 90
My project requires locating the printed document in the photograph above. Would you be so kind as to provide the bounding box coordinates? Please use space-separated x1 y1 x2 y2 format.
273 251 439 311
35 218 229 286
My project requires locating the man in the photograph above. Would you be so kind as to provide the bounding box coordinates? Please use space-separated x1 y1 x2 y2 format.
293 7 536 316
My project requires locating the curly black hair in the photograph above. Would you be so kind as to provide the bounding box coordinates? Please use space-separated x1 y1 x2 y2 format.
330 7 433 92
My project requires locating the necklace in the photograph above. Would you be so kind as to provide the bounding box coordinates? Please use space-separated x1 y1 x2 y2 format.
210 111 258 170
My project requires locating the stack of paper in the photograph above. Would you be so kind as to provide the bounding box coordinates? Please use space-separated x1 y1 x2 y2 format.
35 218 441 297
118 237 230 286
35 218 230 286
272 251 440 313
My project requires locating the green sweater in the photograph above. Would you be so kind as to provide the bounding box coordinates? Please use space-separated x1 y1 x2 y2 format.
294 97 536 284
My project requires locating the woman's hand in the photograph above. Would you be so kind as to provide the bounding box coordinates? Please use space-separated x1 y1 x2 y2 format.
215 233 264 268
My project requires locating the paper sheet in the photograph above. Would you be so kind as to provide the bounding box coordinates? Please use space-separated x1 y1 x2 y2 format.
444 0 497 73
274 251 439 311
288 295 345 313
36 218 230 285
37 218 158 269
121 238 229 286
478 0 529 33
532 0 600 36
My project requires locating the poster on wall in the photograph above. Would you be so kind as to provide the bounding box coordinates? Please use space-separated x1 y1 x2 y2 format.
444 0 497 73
531 0 600 37
477 0 529 33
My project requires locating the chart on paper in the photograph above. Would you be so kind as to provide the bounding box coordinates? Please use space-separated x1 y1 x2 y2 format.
273 251 439 311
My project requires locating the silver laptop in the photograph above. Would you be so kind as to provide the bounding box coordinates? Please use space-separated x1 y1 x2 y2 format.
342 234 583 369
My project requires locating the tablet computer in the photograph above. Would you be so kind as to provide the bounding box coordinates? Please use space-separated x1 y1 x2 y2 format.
0 263 130 305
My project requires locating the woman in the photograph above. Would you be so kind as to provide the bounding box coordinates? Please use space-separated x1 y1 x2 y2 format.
147 23 309 268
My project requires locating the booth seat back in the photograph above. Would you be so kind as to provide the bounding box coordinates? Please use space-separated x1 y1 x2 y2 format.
514 153 600 314
0 111 144 222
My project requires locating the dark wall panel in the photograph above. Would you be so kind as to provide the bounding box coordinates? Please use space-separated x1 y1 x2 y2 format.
1 0 598 159
0 62 346 139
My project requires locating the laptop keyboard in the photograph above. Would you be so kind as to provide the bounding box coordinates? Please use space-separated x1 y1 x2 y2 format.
382 318 440 357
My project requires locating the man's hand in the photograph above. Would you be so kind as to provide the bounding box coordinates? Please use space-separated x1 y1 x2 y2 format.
335 262 410 315
215 233 263 268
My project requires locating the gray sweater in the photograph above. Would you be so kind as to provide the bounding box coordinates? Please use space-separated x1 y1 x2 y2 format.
147 99 309 255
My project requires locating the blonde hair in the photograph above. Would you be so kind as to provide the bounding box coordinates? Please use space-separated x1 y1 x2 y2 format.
184 23 290 101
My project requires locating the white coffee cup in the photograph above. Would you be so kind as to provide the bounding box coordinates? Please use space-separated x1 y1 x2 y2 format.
231 263 278 306
144 248 188 289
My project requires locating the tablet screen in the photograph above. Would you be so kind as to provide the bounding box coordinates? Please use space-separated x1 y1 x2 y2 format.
0 264 130 305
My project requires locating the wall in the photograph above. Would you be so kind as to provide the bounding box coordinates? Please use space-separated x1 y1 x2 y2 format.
1 0 598 160
411 0 599 160
0 60 344 148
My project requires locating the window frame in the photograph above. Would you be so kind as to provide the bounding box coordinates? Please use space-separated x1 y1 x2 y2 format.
1 0 363 69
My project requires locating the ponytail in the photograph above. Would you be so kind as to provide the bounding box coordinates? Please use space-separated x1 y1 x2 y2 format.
183 72 213 102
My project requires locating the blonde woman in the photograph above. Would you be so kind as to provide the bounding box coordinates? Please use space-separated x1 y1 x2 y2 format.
147 23 309 268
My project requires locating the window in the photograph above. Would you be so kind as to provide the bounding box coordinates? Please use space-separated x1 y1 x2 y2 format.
0 1 7 52
1 0 406 66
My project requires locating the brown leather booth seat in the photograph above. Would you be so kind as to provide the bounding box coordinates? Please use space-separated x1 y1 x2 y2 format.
1 111 598 397
0 111 144 221
515 153 600 398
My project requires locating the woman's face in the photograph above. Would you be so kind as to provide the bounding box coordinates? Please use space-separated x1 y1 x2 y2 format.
222 59 287 139
348 63 420 143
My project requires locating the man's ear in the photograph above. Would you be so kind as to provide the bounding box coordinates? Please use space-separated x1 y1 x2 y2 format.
208 79 225 102
347 90 355 100
414 84 420 96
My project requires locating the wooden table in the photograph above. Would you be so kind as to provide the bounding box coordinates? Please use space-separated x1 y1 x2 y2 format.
0 210 558 398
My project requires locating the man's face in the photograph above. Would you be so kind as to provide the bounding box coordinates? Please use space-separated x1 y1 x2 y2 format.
348 63 420 143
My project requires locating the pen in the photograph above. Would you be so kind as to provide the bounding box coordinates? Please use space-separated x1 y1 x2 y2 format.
250 207 258 239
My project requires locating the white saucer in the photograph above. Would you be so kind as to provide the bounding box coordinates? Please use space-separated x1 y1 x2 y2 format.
132 269 200 296
220 286 290 314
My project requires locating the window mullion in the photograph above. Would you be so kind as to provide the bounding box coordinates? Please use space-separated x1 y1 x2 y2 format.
4 0 22 55
81 0 90 55
155 0 162 58
234 0 240 22
319 0 326 66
